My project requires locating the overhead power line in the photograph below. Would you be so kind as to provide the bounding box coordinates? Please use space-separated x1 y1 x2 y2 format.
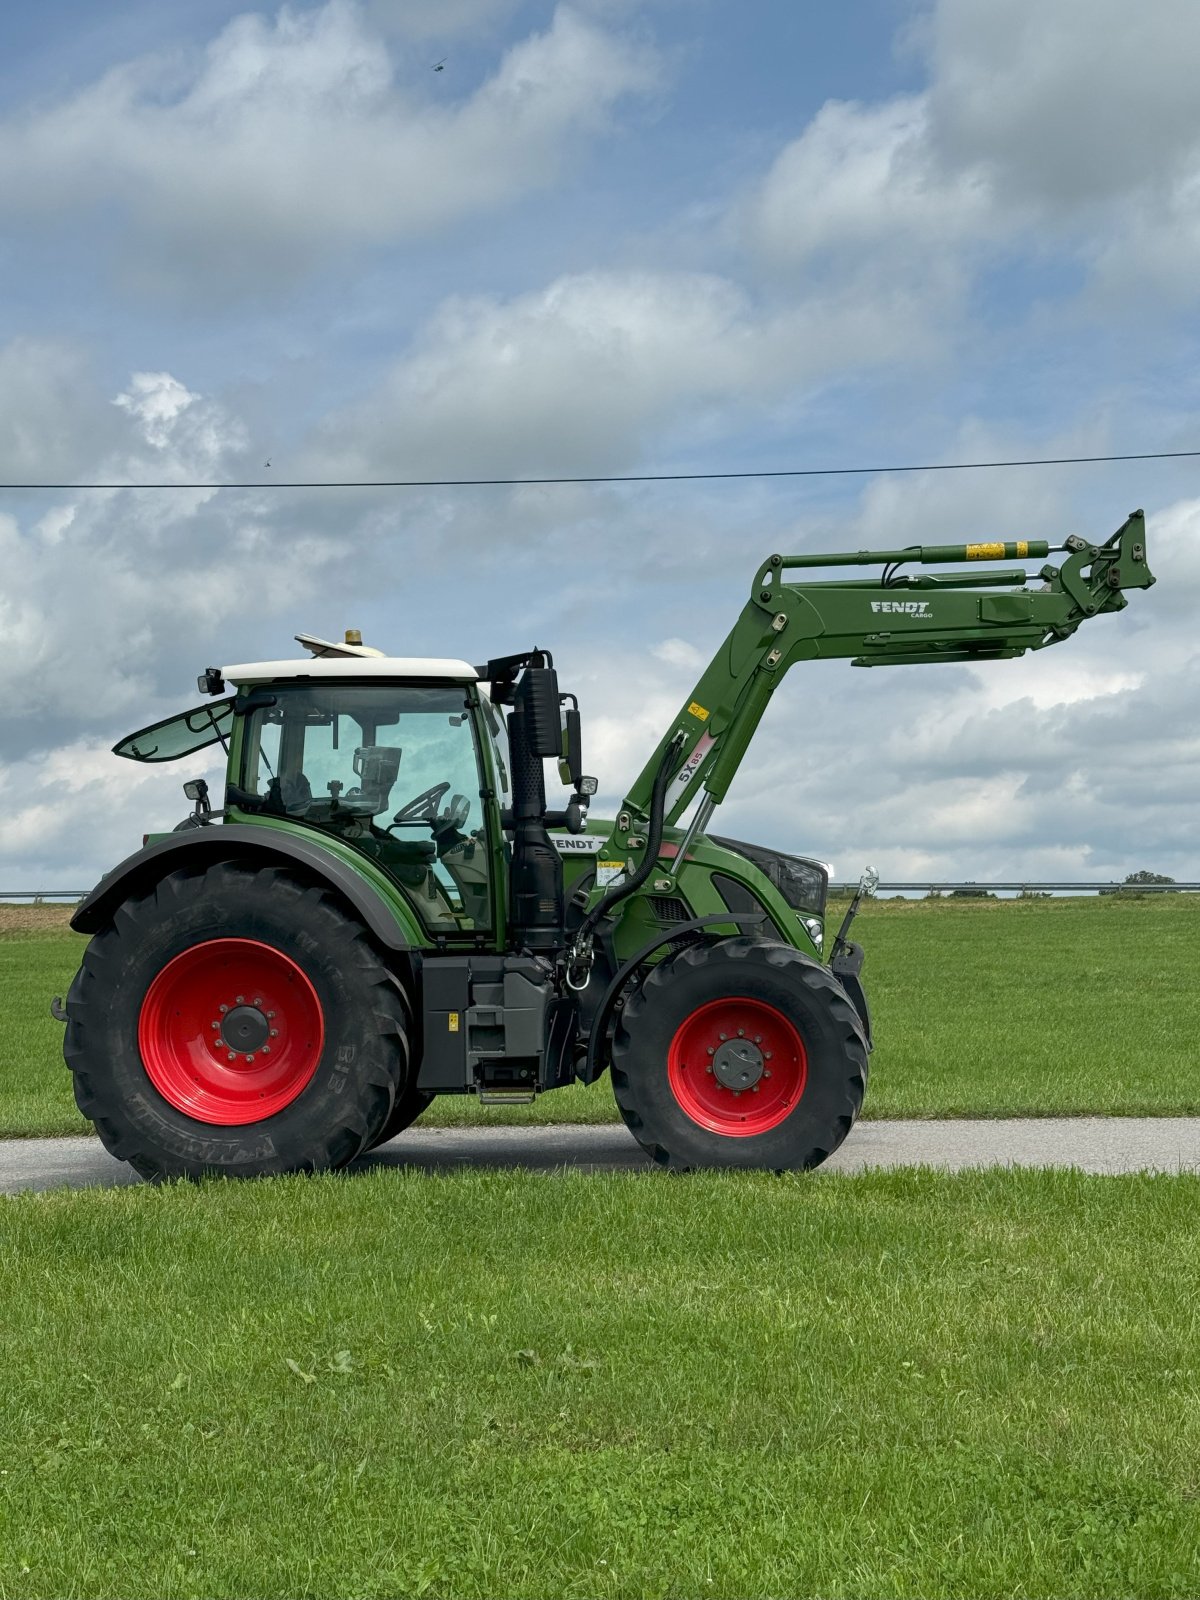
1 447 1197 493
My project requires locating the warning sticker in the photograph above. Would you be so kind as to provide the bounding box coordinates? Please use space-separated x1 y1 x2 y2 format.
965 542 1005 560
448 1012 460 1033
687 701 710 722
596 860 626 888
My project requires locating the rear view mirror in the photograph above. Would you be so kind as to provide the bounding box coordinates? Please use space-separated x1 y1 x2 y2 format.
558 707 583 789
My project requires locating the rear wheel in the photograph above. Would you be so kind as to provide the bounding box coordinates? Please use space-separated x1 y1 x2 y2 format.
64 863 410 1180
610 937 867 1171
365 1084 433 1149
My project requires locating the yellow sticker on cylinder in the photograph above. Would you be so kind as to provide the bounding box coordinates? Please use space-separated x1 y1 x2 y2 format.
448 1012 460 1033
688 701 710 721
1016 540 1029 557
965 542 1005 560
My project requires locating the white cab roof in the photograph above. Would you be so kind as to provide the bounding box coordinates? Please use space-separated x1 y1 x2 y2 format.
222 656 479 684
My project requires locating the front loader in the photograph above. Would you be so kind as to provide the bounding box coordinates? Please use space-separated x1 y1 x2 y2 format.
59 511 1154 1177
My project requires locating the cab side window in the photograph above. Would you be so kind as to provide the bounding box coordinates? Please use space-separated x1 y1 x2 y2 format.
240 684 492 935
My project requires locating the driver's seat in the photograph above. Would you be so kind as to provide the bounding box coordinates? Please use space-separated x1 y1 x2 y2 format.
341 745 402 817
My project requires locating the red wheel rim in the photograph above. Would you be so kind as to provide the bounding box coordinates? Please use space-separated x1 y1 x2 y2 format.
138 939 324 1126
667 996 807 1137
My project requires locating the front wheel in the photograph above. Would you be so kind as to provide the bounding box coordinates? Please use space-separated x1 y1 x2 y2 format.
610 938 868 1171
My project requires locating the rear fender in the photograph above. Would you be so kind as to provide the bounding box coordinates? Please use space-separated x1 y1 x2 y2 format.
70 824 422 952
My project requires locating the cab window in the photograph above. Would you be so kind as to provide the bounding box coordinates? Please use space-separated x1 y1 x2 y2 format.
239 683 491 935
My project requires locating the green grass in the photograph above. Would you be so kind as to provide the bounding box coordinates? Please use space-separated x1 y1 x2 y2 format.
0 912 91 1138
2 1167 1200 1598
4 895 1199 1137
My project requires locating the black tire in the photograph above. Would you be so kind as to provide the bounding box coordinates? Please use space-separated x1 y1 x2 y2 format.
366 1086 433 1149
610 937 868 1171
63 863 410 1180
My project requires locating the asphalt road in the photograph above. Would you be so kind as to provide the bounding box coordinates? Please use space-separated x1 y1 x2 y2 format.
4 1117 1200 1192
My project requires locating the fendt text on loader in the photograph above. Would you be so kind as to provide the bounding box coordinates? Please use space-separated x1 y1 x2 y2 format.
57 512 1154 1177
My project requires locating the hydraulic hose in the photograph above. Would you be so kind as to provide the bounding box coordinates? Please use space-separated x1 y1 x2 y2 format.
573 737 682 950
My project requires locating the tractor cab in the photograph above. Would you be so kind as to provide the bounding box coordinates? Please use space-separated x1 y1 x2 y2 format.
112 642 590 952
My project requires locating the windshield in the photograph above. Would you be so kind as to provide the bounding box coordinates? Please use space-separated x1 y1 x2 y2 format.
113 699 233 763
238 682 492 934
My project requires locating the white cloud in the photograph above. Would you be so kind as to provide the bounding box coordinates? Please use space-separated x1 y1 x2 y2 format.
113 372 247 468
925 0 1200 209
364 0 529 45
0 348 341 740
749 95 993 271
0 1 660 296
0 739 224 886
314 266 944 484
652 637 703 671
743 0 1200 306
0 340 125 482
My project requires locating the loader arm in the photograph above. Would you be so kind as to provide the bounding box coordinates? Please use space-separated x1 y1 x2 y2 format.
597 509 1154 871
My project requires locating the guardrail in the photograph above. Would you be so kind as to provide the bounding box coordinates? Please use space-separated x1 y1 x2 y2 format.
0 891 87 901
4 882 1198 904
829 882 1200 895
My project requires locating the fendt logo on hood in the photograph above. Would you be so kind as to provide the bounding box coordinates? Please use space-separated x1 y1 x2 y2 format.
870 600 931 616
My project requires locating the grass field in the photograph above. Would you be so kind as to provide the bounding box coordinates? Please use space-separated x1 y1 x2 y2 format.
3 894 1198 1138
2 1166 1200 1599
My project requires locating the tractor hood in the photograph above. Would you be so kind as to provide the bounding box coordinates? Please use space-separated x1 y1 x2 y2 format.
550 821 829 920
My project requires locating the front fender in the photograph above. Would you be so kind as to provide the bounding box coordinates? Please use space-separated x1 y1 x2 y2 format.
71 824 421 952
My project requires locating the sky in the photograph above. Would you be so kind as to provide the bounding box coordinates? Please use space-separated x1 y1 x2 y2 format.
2 0 1199 889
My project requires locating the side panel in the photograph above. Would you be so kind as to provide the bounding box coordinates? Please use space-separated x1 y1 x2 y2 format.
70 822 425 950
415 955 578 1094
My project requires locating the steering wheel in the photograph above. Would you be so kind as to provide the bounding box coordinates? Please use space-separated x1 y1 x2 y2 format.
391 781 451 827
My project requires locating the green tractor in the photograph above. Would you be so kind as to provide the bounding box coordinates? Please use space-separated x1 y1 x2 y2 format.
60 513 1154 1178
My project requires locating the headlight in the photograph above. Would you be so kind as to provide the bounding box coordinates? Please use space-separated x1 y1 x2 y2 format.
803 916 823 949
